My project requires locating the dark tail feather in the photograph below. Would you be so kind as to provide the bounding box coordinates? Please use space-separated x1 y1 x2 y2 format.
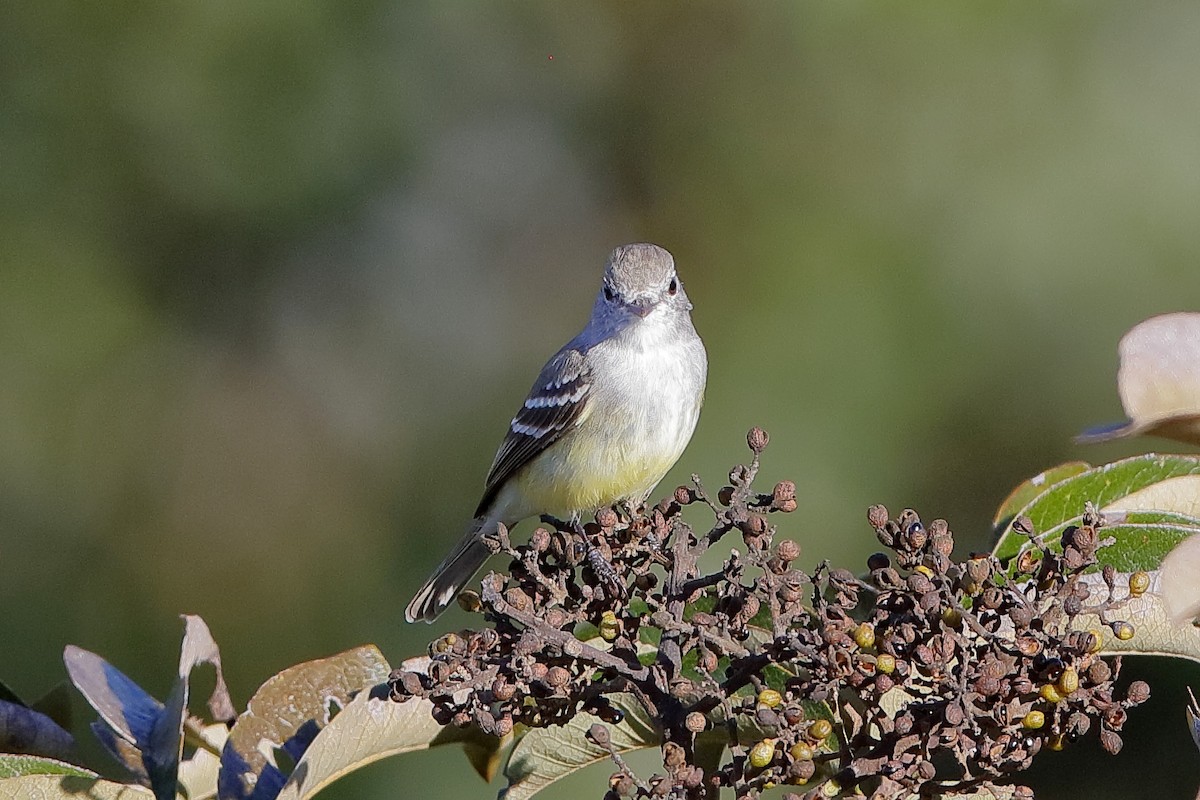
405 521 495 623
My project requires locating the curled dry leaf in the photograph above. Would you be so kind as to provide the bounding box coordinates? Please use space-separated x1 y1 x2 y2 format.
1161 534 1200 625
64 614 234 800
217 645 390 800
275 657 504 800
1078 312 1200 446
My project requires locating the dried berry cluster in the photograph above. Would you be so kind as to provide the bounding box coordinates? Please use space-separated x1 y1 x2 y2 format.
388 429 1150 800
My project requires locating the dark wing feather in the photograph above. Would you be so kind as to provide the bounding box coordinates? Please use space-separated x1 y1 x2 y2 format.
475 348 591 516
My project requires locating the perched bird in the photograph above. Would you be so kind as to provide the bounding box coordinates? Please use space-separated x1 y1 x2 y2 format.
405 243 707 622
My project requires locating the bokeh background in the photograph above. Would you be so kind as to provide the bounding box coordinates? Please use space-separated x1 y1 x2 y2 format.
4 2 1200 798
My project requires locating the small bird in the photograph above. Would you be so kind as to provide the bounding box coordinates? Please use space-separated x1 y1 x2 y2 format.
405 243 708 623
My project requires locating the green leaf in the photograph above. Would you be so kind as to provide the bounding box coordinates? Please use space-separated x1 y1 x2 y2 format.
0 775 153 799
217 645 391 800
275 669 503 800
501 693 660 800
1087 518 1199 572
991 461 1090 538
992 454 1200 562
0 756 95 780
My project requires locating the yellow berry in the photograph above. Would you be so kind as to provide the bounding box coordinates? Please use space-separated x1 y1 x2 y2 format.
1056 666 1079 696
1087 628 1104 653
757 689 783 708
915 565 934 578
1128 571 1150 597
749 739 776 769
941 607 963 628
1113 621 1135 641
875 653 896 674
1022 710 1045 730
789 742 814 761
853 622 876 649
808 719 833 741
1040 684 1064 704
599 611 621 641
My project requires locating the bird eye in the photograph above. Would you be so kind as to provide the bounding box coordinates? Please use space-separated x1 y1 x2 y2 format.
667 278 678 295
603 285 615 302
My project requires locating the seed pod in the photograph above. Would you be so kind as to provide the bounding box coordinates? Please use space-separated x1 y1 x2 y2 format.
610 773 636 797
1126 681 1151 704
747 426 770 453
907 572 934 595
1099 728 1123 754
867 505 890 529
1102 563 1117 588
673 485 693 506
546 666 571 689
1016 549 1041 575
504 587 531 612
492 678 516 701
755 707 780 730
1062 546 1085 571
1015 635 1041 657
783 706 806 725
587 724 611 746
776 539 801 562
663 741 686 769
685 711 708 733
1009 604 1034 628
974 675 1002 696
904 522 928 551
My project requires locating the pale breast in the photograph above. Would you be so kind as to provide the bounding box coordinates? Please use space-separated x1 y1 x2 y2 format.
502 321 706 518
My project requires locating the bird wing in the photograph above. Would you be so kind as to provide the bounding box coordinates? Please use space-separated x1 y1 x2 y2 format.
475 347 592 516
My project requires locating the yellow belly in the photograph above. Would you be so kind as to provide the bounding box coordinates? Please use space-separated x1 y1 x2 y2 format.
492 398 698 519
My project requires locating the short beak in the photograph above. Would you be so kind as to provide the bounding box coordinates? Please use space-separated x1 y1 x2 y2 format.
628 299 656 318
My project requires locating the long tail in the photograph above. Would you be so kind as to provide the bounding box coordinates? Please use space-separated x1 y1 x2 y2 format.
405 518 497 623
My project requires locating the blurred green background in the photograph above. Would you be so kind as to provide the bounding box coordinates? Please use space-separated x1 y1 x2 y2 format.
4 2 1200 797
